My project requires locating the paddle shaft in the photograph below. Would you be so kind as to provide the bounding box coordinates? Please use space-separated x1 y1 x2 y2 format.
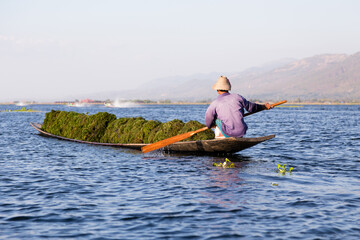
141 100 287 153
244 100 287 117
141 127 208 153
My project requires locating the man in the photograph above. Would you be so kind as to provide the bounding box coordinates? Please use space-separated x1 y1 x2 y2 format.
205 76 272 138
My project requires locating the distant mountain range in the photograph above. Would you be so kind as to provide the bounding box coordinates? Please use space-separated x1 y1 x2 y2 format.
90 52 360 102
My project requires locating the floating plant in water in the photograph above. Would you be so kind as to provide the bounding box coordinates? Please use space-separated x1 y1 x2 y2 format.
277 164 294 175
272 164 294 186
213 158 235 168
1 107 40 112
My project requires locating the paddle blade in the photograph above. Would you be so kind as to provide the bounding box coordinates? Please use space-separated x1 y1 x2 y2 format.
141 127 208 153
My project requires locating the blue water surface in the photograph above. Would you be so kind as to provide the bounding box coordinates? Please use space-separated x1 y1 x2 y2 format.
0 104 359 239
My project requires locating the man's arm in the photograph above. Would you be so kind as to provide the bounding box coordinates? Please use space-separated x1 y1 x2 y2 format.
240 95 267 113
205 104 216 128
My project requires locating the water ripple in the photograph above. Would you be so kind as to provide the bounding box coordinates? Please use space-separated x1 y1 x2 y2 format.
1 104 360 239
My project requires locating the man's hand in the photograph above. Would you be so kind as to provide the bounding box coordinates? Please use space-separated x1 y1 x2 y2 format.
264 103 273 110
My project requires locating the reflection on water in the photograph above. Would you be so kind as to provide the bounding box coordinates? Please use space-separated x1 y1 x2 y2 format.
202 162 248 207
0 104 359 239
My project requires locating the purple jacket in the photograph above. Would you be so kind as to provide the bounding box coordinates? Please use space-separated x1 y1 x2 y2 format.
205 93 265 137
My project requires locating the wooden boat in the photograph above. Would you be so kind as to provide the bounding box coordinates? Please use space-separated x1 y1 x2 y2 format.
30 122 275 154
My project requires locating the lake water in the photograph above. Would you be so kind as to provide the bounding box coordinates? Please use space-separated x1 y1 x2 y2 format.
1 104 359 239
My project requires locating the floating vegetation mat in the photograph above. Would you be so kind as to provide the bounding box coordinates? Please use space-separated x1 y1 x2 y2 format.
277 105 304 108
42 110 214 143
1 107 41 112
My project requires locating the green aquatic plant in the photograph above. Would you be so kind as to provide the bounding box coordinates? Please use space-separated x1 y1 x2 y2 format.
141 120 162 143
101 117 159 144
277 105 304 108
42 110 215 144
1 107 40 112
149 119 185 143
277 164 294 175
42 110 116 142
213 158 235 168
101 117 133 143
81 112 117 142
178 120 215 141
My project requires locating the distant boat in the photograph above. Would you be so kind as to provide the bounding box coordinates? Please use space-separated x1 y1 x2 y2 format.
104 101 140 108
15 102 28 106
67 102 87 107
104 103 113 107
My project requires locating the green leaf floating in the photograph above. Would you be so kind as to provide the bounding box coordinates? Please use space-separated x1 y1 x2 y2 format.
213 158 235 168
277 163 294 175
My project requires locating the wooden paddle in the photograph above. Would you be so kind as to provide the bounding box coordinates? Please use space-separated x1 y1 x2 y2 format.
141 126 208 153
141 100 287 153
244 100 287 117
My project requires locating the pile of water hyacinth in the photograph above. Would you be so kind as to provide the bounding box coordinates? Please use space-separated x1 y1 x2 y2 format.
41 110 215 143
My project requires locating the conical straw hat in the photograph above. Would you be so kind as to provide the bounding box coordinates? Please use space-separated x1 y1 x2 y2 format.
212 76 231 91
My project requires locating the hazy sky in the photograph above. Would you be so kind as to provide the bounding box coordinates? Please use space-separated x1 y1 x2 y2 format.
1 0 360 101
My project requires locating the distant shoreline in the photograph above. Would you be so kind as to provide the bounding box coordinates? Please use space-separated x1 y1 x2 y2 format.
1 101 360 106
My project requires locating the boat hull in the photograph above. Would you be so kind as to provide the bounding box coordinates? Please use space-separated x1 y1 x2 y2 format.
30 122 275 154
